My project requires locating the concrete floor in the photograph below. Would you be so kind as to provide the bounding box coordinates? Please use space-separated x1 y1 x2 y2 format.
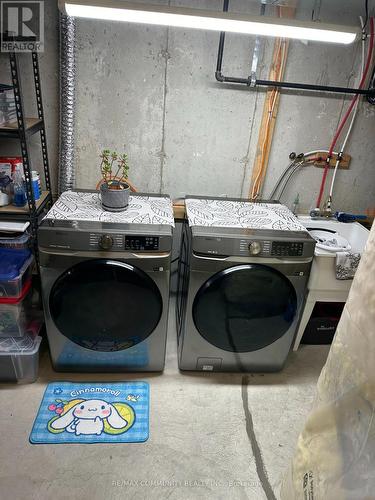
0 302 330 500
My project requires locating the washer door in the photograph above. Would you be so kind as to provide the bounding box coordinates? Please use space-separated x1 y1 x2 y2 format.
49 259 163 351
193 264 297 353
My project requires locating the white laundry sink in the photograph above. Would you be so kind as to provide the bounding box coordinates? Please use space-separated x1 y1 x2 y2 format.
297 216 370 294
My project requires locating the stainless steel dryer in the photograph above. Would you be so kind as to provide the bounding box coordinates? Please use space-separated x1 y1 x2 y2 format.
177 199 316 372
38 191 174 372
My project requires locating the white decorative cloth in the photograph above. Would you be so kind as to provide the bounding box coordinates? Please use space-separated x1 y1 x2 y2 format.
185 198 307 232
336 251 361 280
45 190 174 227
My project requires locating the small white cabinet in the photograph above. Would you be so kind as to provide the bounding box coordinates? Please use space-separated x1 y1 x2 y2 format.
293 217 370 350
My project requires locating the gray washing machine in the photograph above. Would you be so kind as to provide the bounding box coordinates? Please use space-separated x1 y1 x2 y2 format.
38 191 174 372
177 198 316 372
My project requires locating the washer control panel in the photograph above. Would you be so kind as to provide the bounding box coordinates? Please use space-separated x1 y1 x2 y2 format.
88 233 160 251
89 233 159 251
89 233 123 250
239 239 271 257
125 235 159 251
192 229 314 260
248 241 262 255
232 239 305 257
271 241 304 257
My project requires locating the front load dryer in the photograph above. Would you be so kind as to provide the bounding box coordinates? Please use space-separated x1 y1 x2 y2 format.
176 197 316 372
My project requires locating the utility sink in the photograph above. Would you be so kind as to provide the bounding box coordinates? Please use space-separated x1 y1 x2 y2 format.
297 216 370 294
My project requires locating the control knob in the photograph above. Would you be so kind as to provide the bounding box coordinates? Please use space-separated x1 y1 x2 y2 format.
99 234 113 250
248 241 262 255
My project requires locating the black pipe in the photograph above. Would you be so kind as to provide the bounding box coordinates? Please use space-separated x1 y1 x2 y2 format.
216 32 226 78
215 0 375 99
257 79 375 96
217 74 375 96
367 65 375 103
216 0 229 77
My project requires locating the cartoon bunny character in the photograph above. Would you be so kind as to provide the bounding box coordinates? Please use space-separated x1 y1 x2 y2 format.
50 399 128 436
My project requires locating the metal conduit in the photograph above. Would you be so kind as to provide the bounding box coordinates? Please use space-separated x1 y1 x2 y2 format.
215 0 375 99
58 13 76 195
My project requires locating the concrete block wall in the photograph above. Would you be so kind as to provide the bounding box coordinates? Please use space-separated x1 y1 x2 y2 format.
0 0 374 215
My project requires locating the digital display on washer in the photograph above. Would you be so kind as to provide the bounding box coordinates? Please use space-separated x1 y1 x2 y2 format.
271 241 303 256
125 235 159 251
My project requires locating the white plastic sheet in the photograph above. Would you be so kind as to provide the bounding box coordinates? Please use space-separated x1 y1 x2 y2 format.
281 221 375 500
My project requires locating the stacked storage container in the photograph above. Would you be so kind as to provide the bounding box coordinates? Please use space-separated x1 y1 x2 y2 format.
0 246 42 383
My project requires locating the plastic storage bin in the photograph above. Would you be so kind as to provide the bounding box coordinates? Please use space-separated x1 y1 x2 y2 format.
0 334 41 383
0 280 32 337
0 248 33 298
0 231 30 250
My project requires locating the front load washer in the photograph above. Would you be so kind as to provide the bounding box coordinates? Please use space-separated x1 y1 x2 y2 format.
38 190 174 372
176 197 316 372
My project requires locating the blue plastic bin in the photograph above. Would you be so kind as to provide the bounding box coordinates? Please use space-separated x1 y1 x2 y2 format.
0 248 34 298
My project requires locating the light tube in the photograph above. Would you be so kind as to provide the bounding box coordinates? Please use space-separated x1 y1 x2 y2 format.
59 1 358 45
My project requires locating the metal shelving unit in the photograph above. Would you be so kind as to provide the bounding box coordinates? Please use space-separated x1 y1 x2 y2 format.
0 49 52 263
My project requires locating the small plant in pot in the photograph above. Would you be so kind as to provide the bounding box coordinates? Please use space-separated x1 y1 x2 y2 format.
99 149 130 212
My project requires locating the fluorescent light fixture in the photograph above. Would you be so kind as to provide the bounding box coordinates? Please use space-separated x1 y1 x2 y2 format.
58 0 358 45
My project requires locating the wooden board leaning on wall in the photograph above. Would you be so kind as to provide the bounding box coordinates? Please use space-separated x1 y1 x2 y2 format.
248 0 298 200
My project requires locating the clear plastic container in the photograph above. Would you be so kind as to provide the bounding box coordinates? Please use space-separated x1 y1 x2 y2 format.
12 164 27 207
0 280 32 337
0 231 30 250
0 335 41 383
0 250 34 298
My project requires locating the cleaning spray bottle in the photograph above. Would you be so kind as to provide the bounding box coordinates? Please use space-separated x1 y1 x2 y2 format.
12 164 26 207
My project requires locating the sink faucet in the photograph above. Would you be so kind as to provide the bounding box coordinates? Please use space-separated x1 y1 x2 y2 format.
309 208 335 219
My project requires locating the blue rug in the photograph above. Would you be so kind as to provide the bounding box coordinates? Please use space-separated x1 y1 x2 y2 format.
30 381 149 444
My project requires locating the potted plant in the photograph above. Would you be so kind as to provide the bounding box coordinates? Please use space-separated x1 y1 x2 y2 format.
99 149 130 212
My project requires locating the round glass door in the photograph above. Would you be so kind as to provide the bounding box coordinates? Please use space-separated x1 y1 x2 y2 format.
50 259 162 351
193 264 297 353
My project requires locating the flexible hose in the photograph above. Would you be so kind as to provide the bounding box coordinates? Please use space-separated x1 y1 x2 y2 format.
316 16 374 209
268 159 298 200
277 163 304 200
304 149 338 157
275 158 321 201
328 16 366 201
59 14 76 195
267 155 322 200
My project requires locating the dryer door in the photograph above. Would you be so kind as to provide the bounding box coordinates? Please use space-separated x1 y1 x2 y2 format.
192 264 297 353
49 259 163 351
